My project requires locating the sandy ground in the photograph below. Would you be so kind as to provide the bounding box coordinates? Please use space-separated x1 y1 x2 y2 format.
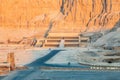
1 45 119 67
0 27 44 43
1 45 120 80
0 45 50 66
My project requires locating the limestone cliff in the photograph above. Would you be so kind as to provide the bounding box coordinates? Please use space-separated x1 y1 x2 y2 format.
0 0 120 41
58 0 120 32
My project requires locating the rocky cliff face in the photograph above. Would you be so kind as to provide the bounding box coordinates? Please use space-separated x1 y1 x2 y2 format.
59 0 120 32
0 0 120 41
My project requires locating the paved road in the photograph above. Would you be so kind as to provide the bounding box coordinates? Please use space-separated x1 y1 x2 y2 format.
26 49 89 68
26 50 62 67
2 49 120 80
2 70 120 80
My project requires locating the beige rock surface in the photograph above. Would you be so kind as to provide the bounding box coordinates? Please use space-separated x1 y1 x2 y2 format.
0 0 120 42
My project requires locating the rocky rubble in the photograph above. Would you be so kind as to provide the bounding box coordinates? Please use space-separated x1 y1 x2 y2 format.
93 20 120 48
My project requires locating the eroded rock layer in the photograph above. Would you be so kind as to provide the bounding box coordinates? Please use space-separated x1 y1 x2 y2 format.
0 0 120 42
58 0 120 32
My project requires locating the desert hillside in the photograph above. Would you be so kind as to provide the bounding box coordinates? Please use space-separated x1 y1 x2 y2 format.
0 0 120 42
